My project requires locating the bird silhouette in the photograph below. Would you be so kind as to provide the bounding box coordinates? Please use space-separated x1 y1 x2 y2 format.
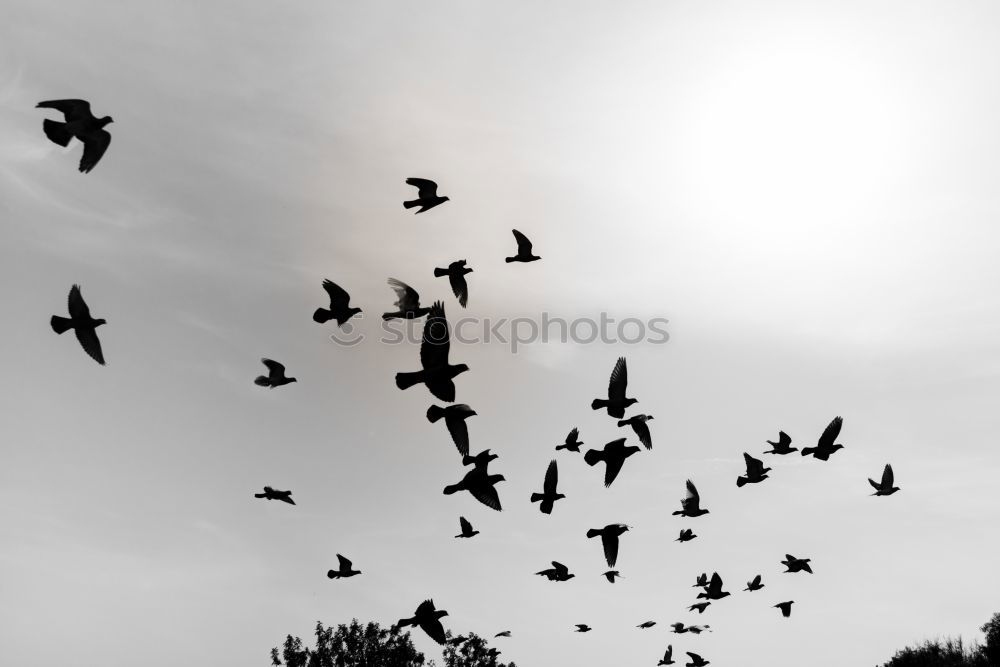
774 601 794 618
801 416 844 460
737 453 771 487
312 280 361 326
670 623 690 634
617 414 654 449
584 437 641 487
403 178 449 213
255 358 297 388
556 427 583 452
327 554 361 579
602 570 622 583
687 625 710 635
637 621 657 629
494 631 511 638
869 463 900 496
676 528 696 543
393 599 449 644
530 459 565 514
36 99 112 172
697 573 730 601
782 554 813 574
50 284 107 365
395 302 469 401
505 229 541 263
433 260 473 308
744 574 764 592
686 652 710 667
535 561 575 582
383 278 431 320
254 486 295 505
673 480 710 518
764 431 797 455
443 466 505 511
591 356 638 418
693 573 708 588
462 449 498 470
658 645 676 665
455 516 479 538
427 404 477 456
688 602 711 614
586 523 630 568
575 624 592 633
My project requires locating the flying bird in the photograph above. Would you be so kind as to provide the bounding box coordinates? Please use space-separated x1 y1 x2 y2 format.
255 358 297 388
556 427 583 453
462 449 498 470
688 602 711 614
686 652 710 667
782 554 813 574
774 601 794 618
50 284 107 365
530 459 565 514
535 561 575 582
403 178 449 214
673 480 710 518
744 574 764 592
254 486 295 505
393 599 449 645
670 623 690 634
455 516 479 539
676 529 696 543
602 570 622 583
327 554 361 579
586 523 630 568
505 229 541 263
737 453 771 487
697 573 730 601
637 621 657 629
36 99 112 173
494 631 511 638
584 437 641 487
693 573 708 588
658 645 676 665
575 624 592 633
591 356 638 418
801 416 844 460
764 431 797 455
312 280 361 326
617 414 654 449
427 404 477 456
869 464 900 496
383 278 431 320
433 260 473 308
443 466 505 511
395 302 469 401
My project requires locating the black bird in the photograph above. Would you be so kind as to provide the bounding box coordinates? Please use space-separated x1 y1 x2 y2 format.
443 466 505 512
686 652 710 667
36 99 112 173
433 260 473 308
801 416 844 460
255 358 297 388
383 278 431 320
697 573 730 601
556 427 583 453
495 631 511 638
869 463 900 496
638 621 657 629
395 302 469 401
254 486 295 505
393 599 449 645
687 626 711 635
688 602 711 614
455 516 479 539
584 437 641 487
602 570 622 583
313 279 361 326
575 624 592 633
764 431 797 455
782 554 813 574
591 356 638 418
617 414 654 449
50 284 107 365
530 459 565 514
327 554 361 579
737 453 771 487
670 623 691 634
658 645 676 665
673 480 710 518
535 561 575 582
774 601 794 618
676 529 696 543
744 574 764 592
505 229 541 263
427 404 477 456
586 523 630 568
462 449 498 470
693 573 708 588
403 178 449 214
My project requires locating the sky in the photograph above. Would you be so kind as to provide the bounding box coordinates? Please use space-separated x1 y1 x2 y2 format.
2 1 1000 665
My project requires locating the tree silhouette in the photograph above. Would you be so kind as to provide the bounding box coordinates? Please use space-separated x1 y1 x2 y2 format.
880 612 998 667
442 632 517 667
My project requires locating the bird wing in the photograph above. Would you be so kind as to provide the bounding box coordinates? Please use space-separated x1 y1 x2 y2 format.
261 358 285 376
415 599 436 616
74 325 106 365
552 561 569 576
633 420 652 449
744 452 764 475
779 431 791 446
708 572 722 594
67 284 92 319
421 618 447 645
601 532 619 567
459 516 472 533
37 99 93 121
79 129 111 173
445 416 470 457
322 279 351 308
818 416 843 448
467 473 502 511
448 273 468 307
683 479 700 511
336 554 352 571
664 645 672 660
420 302 451 369
603 452 627 487
388 278 420 311
752 574 761 587
608 356 628 401
511 229 533 255
882 464 894 486
406 177 439 198
543 459 558 494
565 427 579 445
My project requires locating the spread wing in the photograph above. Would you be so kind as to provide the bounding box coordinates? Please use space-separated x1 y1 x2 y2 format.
663 645 672 660
388 278 420 311
37 99 93 121
445 415 470 456
459 516 473 533
448 272 468 307
633 420 652 449
322 279 351 308
467 471 502 511
511 229 533 255
818 416 843 448
79 129 111 173
744 452 764 475
552 561 569 576
336 554 352 571
601 532 619 567
406 177 438 198
420 302 451 369
682 479 701 511
261 358 285 376
604 455 626 487
415 599 436 616
75 326 105 365
421 618 447 645
67 284 92 320
565 427 579 445
882 464 894 486
778 431 791 446
608 356 628 401
708 572 722 594
543 459 558 494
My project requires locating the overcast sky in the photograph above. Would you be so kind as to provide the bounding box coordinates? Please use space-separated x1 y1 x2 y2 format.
2 1 1000 666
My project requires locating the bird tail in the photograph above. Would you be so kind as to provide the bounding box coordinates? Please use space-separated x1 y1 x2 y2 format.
443 483 464 495
591 399 608 411
555 444 568 451
395 371 422 391
42 119 73 147
585 528 601 539
403 199 420 210
800 447 815 456
327 571 339 579
583 449 603 467
50 315 73 334
530 493 543 503
312 308 333 323
433 267 448 277
736 476 747 488
505 257 516 263
253 493 266 498
254 376 271 387
427 405 446 423
382 311 399 321
616 419 629 427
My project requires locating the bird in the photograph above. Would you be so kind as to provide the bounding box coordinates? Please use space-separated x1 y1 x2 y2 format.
447 635 468 646
697 573 730 601
774 601 794 618
535 561 575 582
673 480 710 518
36 99 112 173
637 621 657 629
869 463 900 496
744 574 764 592
687 626 711 635
686 652 710 667
505 229 541 263
50 284 107 365
395 302 469 402
802 416 844 460
443 466 505 511
455 516 479 539
782 554 813 574
603 570 623 584
586 523 630 568
254 358 297 388
433 260 473 308
591 356 638 418
530 459 565 514
462 449 498 470
693 573 708 588
254 486 295 505
427 404 477 456
764 431 797 455
676 529 696 543
556 427 583 453
584 437 641 487
403 178 449 213
658 645 676 665
688 602 711 614
393 599 449 645
737 452 771 487
575 624 592 633
670 623 690 634
312 280 361 326
327 554 361 579
494 631 511 638
382 278 431 320
617 414 654 450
